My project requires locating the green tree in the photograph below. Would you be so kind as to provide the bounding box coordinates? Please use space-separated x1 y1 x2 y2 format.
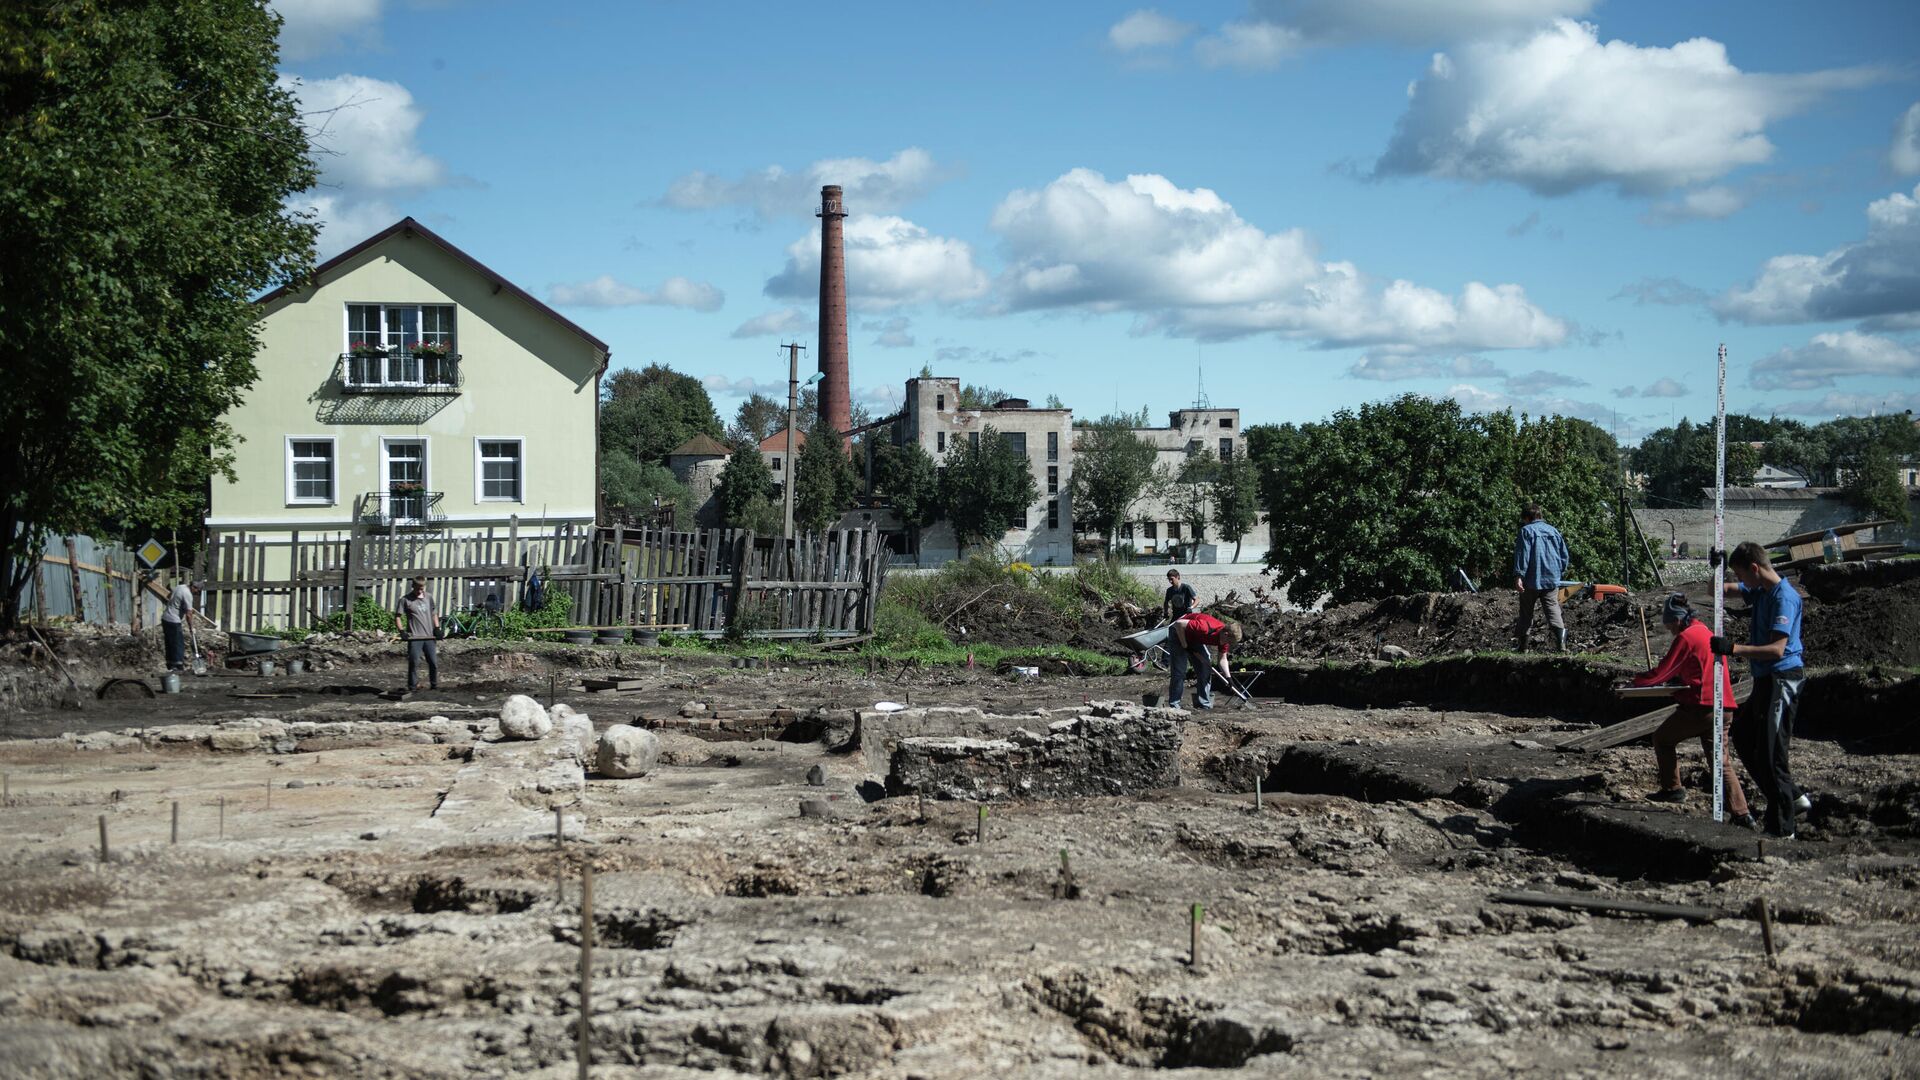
601 457 692 518
957 384 1010 409
725 392 784 450
1631 418 1757 504
793 416 859 533
0 0 319 627
1841 442 1912 524
599 363 723 465
713 445 779 533
939 425 1039 552
1261 395 1631 606
1069 417 1160 555
1172 448 1218 551
874 439 940 554
1210 453 1260 562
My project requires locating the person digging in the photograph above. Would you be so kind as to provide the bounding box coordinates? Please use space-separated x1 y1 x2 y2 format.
1167 611 1243 711
1627 593 1755 829
396 576 443 693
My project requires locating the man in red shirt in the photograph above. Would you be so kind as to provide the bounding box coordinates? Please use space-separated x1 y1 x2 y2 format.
1168 611 1242 711
1630 593 1753 827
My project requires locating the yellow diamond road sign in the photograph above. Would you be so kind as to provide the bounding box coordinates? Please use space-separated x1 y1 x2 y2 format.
137 539 168 568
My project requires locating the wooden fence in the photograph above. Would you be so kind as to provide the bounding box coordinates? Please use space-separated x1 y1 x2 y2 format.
197 521 887 639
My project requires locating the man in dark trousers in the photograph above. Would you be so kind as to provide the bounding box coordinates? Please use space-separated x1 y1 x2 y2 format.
1512 504 1571 652
1161 568 1196 624
1712 541 1807 838
396 576 442 692
1167 611 1242 711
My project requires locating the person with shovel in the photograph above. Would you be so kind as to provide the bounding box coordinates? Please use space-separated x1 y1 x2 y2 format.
397 576 442 692
160 579 201 670
1167 611 1242 711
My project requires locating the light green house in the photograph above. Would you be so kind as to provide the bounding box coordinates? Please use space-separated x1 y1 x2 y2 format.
210 218 608 599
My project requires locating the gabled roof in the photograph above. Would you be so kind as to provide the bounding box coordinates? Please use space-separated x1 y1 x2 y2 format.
759 428 807 453
255 217 611 355
668 434 732 458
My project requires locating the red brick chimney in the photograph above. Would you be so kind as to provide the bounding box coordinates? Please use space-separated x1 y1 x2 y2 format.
816 184 850 446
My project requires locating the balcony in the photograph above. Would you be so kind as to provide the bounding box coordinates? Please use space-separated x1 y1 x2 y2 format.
358 489 447 530
337 350 463 394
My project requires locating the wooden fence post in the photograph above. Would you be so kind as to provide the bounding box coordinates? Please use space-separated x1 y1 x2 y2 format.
64 538 85 622
726 532 753 627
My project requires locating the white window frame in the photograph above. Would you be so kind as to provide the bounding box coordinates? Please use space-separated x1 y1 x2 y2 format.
343 302 457 387
380 437 429 522
285 436 337 506
475 437 525 503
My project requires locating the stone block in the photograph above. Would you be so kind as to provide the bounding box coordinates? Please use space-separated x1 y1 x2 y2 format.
595 724 661 779
885 710 1180 801
498 694 551 740
208 730 261 752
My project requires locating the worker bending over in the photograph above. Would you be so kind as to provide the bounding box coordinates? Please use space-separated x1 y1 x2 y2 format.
1630 593 1754 829
1167 612 1243 711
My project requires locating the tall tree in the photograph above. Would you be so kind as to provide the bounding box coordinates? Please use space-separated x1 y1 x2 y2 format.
1841 442 1912 525
793 415 859 533
957 384 1010 409
938 425 1039 552
712 446 779 534
601 457 692 519
725 392 784 450
1171 448 1218 551
874 439 940 555
1069 418 1159 555
0 0 319 627
599 363 723 465
1210 453 1260 563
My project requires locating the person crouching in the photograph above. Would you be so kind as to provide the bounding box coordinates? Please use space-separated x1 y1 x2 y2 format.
1630 593 1754 829
1167 612 1243 711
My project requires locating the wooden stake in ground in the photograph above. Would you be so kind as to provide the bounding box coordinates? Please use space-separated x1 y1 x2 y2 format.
578 862 594 1080
1189 903 1204 969
98 815 109 862
976 804 986 844
1639 605 1654 667
1254 775 1263 812
1757 896 1779 966
555 807 564 847
171 801 180 844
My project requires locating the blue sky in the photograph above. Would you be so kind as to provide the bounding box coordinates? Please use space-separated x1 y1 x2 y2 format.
272 0 1920 439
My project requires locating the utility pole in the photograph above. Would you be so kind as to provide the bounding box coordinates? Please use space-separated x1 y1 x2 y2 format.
782 343 804 540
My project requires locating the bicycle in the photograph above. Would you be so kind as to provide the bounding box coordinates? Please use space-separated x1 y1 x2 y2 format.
443 595 507 639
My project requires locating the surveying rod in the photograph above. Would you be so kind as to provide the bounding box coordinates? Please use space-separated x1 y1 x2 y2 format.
1710 344 1727 824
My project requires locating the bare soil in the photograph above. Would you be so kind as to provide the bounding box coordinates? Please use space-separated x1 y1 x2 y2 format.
2 645 1917 1078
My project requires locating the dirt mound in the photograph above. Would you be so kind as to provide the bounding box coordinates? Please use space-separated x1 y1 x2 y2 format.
1208 570 1920 669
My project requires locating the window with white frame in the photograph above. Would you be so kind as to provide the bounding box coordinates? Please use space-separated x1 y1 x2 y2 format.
477 439 523 502
288 438 335 504
346 303 457 386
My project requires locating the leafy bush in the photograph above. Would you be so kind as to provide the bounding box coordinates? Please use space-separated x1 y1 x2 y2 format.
482 590 574 638
724 595 781 643
312 594 398 634
874 598 949 650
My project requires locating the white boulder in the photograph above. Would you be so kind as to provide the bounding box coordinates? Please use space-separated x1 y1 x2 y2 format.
498 694 552 740
594 724 661 779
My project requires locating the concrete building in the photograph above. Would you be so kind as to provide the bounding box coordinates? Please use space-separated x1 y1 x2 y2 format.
897 377 1074 565
760 428 806 489
1118 408 1265 563
213 217 606 592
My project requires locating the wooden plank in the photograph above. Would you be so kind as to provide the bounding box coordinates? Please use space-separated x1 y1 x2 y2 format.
64 538 86 621
1490 890 1724 924
1770 519 1892 548
1558 679 1754 752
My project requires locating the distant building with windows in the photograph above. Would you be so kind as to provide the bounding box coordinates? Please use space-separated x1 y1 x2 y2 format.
896 377 1074 565
211 217 606 573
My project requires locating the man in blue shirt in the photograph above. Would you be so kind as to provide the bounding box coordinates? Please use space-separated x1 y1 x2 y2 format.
1711 540 1807 838
1512 505 1572 652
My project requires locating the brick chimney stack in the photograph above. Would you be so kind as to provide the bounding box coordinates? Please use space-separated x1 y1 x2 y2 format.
816 184 850 446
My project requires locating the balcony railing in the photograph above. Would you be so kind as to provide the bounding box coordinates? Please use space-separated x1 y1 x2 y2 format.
358 489 447 530
337 350 463 394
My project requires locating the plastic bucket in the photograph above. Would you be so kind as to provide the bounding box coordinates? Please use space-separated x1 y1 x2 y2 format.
161 672 182 694
258 659 276 677
287 659 306 675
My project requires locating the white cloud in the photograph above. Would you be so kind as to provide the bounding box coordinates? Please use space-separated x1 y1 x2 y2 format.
663 148 946 219
1348 354 1506 381
702 375 898 408
1110 10 1192 51
279 73 450 258
863 316 915 348
731 308 816 339
934 346 1039 366
1749 331 1920 390
1504 369 1587 395
765 214 989 312
1713 182 1920 326
1644 185 1747 224
270 0 381 60
1195 20 1303 68
548 275 724 312
1893 103 1920 175
1764 390 1920 417
1443 381 1623 431
989 168 1568 351
1613 277 1710 307
1376 20 1881 196
1194 1 1594 66
1614 377 1688 398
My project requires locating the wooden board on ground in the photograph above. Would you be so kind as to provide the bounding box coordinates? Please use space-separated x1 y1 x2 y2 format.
1615 684 1688 700
582 678 648 692
1559 679 1753 752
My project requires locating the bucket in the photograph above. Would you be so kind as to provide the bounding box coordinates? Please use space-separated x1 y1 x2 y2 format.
632 630 660 647
287 659 306 676
258 659 276 677
161 672 182 694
